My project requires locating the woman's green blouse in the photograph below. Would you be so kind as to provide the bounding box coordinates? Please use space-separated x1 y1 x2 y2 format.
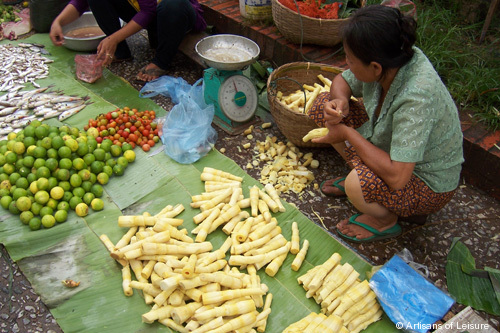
342 47 464 193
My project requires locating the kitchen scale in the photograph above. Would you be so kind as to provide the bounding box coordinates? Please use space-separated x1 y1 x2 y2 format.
196 34 262 135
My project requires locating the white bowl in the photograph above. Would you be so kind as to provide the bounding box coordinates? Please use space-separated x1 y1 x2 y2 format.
63 12 105 52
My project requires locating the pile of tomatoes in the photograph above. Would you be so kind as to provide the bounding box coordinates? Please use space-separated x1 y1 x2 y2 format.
84 107 160 152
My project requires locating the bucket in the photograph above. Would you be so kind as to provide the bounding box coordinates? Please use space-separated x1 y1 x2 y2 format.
239 0 272 20
30 0 69 33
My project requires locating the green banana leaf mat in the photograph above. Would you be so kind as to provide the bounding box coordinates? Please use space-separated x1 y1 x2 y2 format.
0 34 397 332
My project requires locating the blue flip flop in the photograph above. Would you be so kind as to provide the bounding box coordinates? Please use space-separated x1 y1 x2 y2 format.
320 177 346 197
337 213 402 243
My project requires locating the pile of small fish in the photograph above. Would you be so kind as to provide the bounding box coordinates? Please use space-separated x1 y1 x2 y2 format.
0 43 52 92
0 86 90 139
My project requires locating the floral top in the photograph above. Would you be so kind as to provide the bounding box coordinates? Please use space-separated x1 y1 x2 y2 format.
342 47 464 193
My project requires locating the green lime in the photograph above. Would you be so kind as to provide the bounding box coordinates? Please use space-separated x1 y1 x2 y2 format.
23 136 36 148
65 138 79 152
57 201 70 211
87 138 98 152
34 190 49 205
121 142 133 152
58 181 70 192
69 127 80 138
12 141 26 155
93 148 106 161
62 191 73 202
75 202 89 217
83 192 95 205
123 150 136 163
54 209 68 223
112 164 124 176
76 141 89 157
33 158 45 169
47 177 58 190
0 179 12 191
0 195 12 209
83 153 95 166
106 158 116 168
46 198 58 210
18 166 30 178
70 174 82 188
72 158 86 171
58 146 72 159
9 172 21 185
51 136 64 150
15 196 31 212
20 210 34 225
91 184 103 198
57 169 70 182
40 137 52 150
39 206 53 217
5 152 17 164
35 166 51 179
0 154 5 166
45 158 58 172
24 125 36 138
26 173 37 184
15 177 29 190
50 186 64 200
36 177 49 191
12 187 27 200
100 139 112 152
59 158 73 170
46 148 58 159
30 202 43 216
41 214 56 228
59 125 69 134
117 156 129 168
0 188 9 197
78 169 91 182
32 146 47 159
89 172 97 184
2 163 14 175
8 201 20 214
102 165 113 177
72 186 85 198
96 172 109 185
90 161 104 174
69 196 83 210
90 198 104 211
0 174 9 183
81 180 93 193
29 217 41 231
34 125 49 139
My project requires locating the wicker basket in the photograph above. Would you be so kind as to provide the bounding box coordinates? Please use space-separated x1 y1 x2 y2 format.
271 0 347 47
267 62 343 148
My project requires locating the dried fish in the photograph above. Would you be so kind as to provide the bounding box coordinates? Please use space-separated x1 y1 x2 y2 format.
0 44 53 92
59 104 87 121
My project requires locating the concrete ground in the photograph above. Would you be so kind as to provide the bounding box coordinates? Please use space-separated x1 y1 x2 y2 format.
1 30 500 333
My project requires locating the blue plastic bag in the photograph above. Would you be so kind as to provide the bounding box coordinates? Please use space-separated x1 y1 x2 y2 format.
369 254 455 333
159 79 217 164
139 76 192 104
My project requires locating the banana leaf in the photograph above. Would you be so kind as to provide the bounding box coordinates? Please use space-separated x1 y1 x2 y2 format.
446 237 500 316
0 34 398 332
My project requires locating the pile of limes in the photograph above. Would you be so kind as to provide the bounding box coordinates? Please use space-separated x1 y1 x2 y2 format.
0 120 136 230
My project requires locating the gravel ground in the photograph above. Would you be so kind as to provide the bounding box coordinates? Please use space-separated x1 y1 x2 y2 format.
1 27 500 332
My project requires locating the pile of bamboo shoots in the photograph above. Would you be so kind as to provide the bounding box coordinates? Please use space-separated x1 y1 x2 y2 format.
191 167 310 276
100 203 274 332
251 136 318 194
296 252 383 333
276 74 332 114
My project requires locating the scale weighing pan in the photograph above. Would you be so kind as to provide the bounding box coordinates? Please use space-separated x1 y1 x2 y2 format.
196 35 262 135
195 34 260 71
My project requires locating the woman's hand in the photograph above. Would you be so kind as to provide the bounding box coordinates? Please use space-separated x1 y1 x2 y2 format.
312 122 350 145
97 36 118 66
49 21 65 46
324 98 348 126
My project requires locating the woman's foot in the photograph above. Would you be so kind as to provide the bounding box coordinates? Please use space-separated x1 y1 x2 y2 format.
336 213 400 242
135 63 168 82
320 177 347 197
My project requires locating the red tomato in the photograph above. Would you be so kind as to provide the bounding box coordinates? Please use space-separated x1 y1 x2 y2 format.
142 129 149 137
147 139 155 147
142 144 151 152
130 125 137 133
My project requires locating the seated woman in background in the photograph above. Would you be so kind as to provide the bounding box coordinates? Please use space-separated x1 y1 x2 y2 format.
309 4 464 243
49 0 206 82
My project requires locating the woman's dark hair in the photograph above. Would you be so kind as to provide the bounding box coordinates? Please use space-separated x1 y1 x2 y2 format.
342 5 417 70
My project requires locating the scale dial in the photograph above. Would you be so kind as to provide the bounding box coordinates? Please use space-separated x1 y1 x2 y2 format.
218 74 258 122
